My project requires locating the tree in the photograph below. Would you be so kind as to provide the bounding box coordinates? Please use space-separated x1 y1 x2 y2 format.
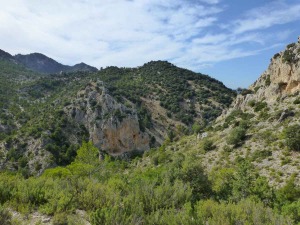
75 141 99 165
68 141 100 177
232 160 255 201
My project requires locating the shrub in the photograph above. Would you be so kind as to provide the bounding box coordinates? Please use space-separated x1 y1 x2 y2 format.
293 98 300 104
287 43 296 49
248 100 256 107
265 75 271 86
0 205 11 225
254 101 267 112
284 125 300 151
273 53 281 59
240 89 253 96
227 127 247 147
282 49 295 63
195 198 291 225
202 139 215 152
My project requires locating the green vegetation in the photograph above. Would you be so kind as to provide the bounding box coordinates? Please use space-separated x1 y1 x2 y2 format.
284 125 300 151
0 142 298 224
265 75 271 86
96 61 235 125
202 138 215 152
227 126 247 147
282 43 297 63
0 59 235 169
254 101 268 112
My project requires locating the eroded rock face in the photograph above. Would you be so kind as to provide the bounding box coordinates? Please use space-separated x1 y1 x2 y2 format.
66 81 150 155
252 39 300 100
218 38 300 120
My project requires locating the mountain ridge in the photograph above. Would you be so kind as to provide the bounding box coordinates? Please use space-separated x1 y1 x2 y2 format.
0 48 98 73
0 56 235 174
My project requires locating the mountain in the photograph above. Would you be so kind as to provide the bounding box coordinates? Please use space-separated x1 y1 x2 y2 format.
0 58 235 174
162 37 300 187
14 52 98 73
1 40 300 225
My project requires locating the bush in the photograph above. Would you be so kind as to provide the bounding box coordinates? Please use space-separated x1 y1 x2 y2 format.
265 75 271 86
254 101 267 112
248 100 256 107
0 205 11 225
282 49 295 63
195 198 291 225
202 139 215 152
293 98 300 104
227 127 247 147
284 125 300 151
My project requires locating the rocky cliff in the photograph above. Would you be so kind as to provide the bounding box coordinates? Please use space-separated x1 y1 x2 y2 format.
65 81 149 156
222 37 300 114
210 37 300 186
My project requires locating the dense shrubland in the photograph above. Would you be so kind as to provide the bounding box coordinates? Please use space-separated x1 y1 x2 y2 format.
0 141 299 224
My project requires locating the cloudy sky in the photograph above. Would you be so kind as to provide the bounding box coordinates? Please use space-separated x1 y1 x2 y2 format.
1 0 300 88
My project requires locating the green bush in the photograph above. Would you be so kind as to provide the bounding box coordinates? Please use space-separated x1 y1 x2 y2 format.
254 101 268 112
195 198 291 225
284 125 300 151
0 205 11 225
202 138 215 152
293 98 300 104
227 127 247 147
265 75 271 86
248 99 256 107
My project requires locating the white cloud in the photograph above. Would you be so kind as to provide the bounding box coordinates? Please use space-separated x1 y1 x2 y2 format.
232 2 300 34
0 0 299 74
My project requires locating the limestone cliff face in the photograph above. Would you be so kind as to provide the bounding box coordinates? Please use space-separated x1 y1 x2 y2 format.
224 38 300 114
251 40 300 98
66 81 150 155
217 37 300 121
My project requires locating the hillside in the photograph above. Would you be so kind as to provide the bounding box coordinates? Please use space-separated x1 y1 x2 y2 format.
0 58 235 174
14 52 98 74
0 39 300 224
162 38 300 187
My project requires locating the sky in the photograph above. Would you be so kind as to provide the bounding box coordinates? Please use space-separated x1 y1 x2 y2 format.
0 0 300 89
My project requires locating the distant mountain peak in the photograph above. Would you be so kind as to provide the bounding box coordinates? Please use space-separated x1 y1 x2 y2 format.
0 49 98 74
0 49 15 61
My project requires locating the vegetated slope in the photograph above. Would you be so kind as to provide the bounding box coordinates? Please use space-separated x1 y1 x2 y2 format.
0 140 297 224
0 59 235 175
164 37 300 187
1 42 300 225
14 52 98 73
0 58 43 140
96 61 235 143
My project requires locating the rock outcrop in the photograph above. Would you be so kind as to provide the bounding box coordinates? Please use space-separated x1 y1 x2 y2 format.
221 37 300 116
66 81 150 155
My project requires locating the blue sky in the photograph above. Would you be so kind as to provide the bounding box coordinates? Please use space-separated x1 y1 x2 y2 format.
0 0 300 88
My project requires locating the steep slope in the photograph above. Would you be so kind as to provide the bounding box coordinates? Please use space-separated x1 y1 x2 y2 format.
65 81 150 155
0 58 42 139
96 61 235 144
14 52 98 73
0 60 235 174
163 37 300 187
